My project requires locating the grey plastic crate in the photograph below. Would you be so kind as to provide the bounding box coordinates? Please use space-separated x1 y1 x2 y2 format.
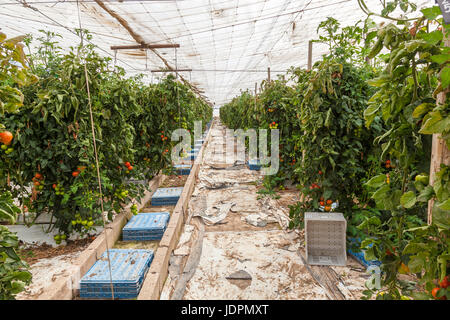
305 212 347 266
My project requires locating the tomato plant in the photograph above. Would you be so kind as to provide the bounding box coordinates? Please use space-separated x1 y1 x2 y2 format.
0 33 34 300
0 30 212 239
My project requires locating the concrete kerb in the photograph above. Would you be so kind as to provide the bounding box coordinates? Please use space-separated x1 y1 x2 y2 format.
137 120 214 300
38 172 167 300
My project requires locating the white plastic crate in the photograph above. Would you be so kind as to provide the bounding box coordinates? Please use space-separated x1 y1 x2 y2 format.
305 212 347 266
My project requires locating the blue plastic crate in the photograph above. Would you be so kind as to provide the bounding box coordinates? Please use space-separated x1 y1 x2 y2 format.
347 237 381 268
174 164 191 175
248 159 261 171
80 249 153 299
151 187 183 206
122 212 170 241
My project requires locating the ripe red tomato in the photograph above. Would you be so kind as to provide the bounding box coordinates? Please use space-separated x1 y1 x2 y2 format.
324 206 331 212
35 173 43 180
34 181 40 186
127 166 133 171
319 201 325 206
124 162 131 167
72 171 80 177
431 287 446 300
0 131 13 146
440 276 449 289
52 184 57 189
326 199 333 205
318 170 323 175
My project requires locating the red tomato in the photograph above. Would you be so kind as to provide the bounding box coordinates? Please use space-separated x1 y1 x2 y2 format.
127 166 133 171
440 276 449 289
0 131 13 146
72 171 80 177
124 162 131 167
35 173 43 180
432 287 446 300
326 199 333 205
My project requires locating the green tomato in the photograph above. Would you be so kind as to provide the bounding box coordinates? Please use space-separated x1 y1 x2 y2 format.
54 235 61 241
7 148 13 153
61 234 67 240
1 145 7 150
71 220 77 226
81 220 87 225
87 221 94 227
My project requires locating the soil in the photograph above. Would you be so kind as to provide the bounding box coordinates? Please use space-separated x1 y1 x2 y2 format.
160 174 189 188
18 238 93 265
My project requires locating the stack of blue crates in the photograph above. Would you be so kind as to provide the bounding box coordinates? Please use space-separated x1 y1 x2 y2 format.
248 159 261 171
122 212 170 241
347 237 381 268
151 187 183 206
174 164 192 175
79 249 153 299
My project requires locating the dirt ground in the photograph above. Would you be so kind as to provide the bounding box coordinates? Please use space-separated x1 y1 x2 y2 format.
161 120 369 300
19 238 93 266
160 174 189 188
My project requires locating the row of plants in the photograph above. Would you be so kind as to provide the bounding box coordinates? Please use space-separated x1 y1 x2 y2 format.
0 33 35 300
220 2 449 300
0 31 211 299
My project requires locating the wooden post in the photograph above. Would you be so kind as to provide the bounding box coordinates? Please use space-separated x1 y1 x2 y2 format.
268 67 271 83
307 40 313 70
428 35 450 225
427 103 450 225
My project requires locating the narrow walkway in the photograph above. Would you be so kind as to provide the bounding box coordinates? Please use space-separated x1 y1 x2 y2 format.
161 120 368 300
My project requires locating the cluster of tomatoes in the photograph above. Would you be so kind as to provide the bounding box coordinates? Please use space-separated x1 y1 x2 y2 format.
309 183 320 190
124 161 133 173
269 121 278 129
52 183 65 196
319 197 334 212
115 188 129 200
72 166 86 178
160 131 169 142
53 234 67 245
70 213 94 229
131 204 138 215
432 276 449 300
0 130 14 155
32 173 45 191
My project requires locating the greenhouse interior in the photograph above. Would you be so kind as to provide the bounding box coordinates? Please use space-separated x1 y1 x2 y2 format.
0 0 449 303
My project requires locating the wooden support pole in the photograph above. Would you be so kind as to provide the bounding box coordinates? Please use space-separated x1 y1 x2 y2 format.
307 40 313 70
428 35 450 225
110 43 180 50
268 67 271 82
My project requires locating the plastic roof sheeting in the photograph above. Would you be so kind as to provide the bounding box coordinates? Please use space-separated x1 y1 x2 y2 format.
0 0 433 106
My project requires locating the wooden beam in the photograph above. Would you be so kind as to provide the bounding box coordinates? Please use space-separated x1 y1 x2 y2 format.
428 35 450 225
307 40 313 70
110 43 180 50
268 67 271 82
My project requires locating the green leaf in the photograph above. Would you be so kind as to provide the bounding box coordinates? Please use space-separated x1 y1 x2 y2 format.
364 174 386 189
437 198 450 210
440 66 450 89
412 103 434 119
431 54 450 65
400 191 416 208
421 6 442 20
419 30 443 45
